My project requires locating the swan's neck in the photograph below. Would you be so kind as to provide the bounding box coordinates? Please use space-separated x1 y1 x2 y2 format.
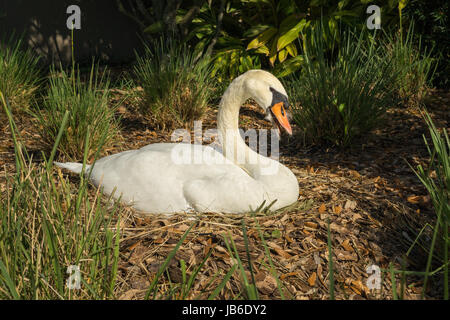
217 76 278 178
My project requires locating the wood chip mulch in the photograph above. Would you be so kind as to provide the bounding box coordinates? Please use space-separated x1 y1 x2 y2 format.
0 88 448 300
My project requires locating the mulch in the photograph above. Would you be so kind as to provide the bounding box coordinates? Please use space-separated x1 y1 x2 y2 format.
0 87 448 300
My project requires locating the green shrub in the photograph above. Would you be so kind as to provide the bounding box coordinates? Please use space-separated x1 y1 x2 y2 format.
384 24 435 108
134 39 214 130
0 95 120 299
288 26 397 147
0 36 41 111
36 63 120 161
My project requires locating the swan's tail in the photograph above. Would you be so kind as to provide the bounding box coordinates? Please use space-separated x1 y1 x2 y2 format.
54 162 91 174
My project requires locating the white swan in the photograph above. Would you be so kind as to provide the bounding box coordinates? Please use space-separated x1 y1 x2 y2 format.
55 70 299 213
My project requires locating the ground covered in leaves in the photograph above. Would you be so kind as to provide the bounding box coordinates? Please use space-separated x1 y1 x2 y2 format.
0 87 448 300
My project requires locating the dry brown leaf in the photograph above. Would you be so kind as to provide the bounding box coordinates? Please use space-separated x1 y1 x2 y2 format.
333 205 343 214
318 204 327 214
407 195 421 204
274 247 292 259
127 240 142 251
267 241 292 259
308 272 317 286
305 221 318 229
280 272 298 280
342 239 354 252
345 279 369 297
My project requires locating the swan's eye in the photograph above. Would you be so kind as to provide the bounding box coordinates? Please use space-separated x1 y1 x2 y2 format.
281 106 285 116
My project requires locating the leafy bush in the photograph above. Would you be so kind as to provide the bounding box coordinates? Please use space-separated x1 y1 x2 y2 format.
288 25 397 146
0 36 41 111
133 0 402 81
384 24 435 107
36 64 120 161
134 39 214 129
0 95 120 299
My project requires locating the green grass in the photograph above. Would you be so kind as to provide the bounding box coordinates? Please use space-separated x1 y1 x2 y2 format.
288 25 398 147
35 63 121 161
0 92 121 299
408 110 449 299
384 23 435 108
0 35 41 111
133 38 215 130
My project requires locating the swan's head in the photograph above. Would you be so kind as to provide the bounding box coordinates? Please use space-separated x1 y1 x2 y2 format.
242 70 292 136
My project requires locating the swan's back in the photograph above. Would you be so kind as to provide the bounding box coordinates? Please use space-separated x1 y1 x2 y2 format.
88 143 274 213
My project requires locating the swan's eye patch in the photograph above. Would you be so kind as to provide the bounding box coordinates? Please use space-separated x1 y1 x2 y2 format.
269 87 289 110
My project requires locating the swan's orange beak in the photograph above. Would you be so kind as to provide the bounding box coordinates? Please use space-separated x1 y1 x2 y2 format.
270 102 292 135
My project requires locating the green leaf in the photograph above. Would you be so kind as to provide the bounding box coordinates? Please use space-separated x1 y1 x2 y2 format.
243 24 271 38
273 55 304 78
255 44 270 55
247 27 277 50
278 48 288 63
269 36 279 66
285 42 298 57
399 0 408 11
277 19 306 51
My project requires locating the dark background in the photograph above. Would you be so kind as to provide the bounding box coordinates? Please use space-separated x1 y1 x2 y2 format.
0 0 143 65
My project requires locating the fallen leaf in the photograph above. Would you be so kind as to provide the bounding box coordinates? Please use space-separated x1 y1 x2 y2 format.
305 221 318 229
342 239 354 252
318 204 327 214
333 205 342 214
407 195 421 204
345 279 369 297
280 272 298 280
268 241 292 259
308 272 317 286
127 240 142 251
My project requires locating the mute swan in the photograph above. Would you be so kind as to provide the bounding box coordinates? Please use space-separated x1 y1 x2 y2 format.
55 70 299 213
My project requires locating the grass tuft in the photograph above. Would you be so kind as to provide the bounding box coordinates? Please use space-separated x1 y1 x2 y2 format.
134 38 215 130
288 25 397 147
0 92 121 299
384 23 435 108
35 63 121 161
0 35 41 111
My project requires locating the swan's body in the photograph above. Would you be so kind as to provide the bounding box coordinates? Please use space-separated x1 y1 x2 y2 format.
56 70 299 213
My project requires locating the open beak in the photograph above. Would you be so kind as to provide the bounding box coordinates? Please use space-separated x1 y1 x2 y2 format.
270 102 292 136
